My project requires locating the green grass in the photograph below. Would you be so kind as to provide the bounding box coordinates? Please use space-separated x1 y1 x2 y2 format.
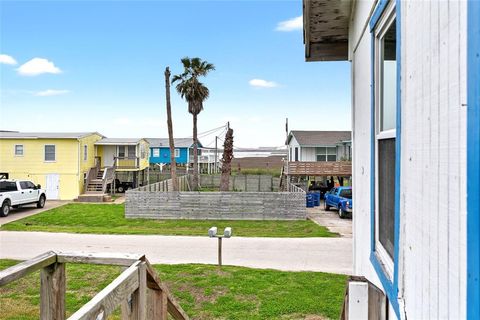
0 204 337 237
0 260 347 320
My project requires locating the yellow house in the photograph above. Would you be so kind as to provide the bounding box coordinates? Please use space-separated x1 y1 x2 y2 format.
93 138 150 188
0 132 104 200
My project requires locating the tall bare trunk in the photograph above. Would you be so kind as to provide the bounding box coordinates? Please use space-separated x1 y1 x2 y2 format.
192 113 199 190
165 67 178 191
220 128 234 191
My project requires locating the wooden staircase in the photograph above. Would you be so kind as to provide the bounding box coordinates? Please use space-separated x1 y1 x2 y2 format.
78 158 116 202
85 169 106 193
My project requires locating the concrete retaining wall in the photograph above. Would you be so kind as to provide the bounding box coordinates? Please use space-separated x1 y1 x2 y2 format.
125 191 306 220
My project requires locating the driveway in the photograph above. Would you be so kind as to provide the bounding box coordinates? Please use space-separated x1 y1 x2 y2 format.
0 231 353 274
0 200 69 226
307 200 352 238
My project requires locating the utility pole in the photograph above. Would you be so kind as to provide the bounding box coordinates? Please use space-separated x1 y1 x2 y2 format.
214 136 218 174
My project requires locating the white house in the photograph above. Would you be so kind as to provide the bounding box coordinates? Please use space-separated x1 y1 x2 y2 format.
286 130 351 162
303 0 479 319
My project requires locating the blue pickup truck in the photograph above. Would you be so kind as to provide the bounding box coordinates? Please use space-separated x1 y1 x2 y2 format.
324 186 353 218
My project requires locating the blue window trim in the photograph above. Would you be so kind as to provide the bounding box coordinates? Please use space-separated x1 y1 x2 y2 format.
467 0 480 318
369 0 401 318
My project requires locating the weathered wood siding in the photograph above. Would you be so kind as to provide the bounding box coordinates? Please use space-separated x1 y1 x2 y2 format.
350 0 467 319
401 1 467 319
125 191 306 220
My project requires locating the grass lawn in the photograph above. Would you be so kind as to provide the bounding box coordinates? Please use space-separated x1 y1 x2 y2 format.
0 260 347 320
0 204 337 237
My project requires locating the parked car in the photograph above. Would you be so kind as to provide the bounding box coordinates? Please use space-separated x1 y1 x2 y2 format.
324 186 353 218
0 179 46 217
106 179 134 193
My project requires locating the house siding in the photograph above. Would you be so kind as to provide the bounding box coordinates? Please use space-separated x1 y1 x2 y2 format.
401 1 467 318
350 0 467 318
0 136 99 200
149 147 189 164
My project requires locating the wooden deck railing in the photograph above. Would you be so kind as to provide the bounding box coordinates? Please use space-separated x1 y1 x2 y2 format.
286 161 352 176
0 251 189 320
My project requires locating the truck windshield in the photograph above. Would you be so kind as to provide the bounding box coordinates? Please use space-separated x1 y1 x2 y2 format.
0 181 18 192
339 189 352 199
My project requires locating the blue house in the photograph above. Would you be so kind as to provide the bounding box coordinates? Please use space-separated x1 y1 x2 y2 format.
147 138 203 165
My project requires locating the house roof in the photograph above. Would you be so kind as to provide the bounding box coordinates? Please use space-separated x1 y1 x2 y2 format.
287 130 351 146
146 138 203 148
95 138 147 146
0 132 103 140
303 0 352 61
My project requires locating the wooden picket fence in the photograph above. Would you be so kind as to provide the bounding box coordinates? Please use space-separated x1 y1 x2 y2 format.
0 251 189 320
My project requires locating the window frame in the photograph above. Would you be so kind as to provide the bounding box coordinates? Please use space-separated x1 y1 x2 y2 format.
83 145 88 161
14 144 24 156
44 144 56 162
369 0 402 317
153 148 160 157
174 149 180 158
373 6 397 278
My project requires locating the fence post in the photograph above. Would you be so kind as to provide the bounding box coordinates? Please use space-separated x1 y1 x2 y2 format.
258 175 261 192
40 262 66 320
121 263 146 320
147 288 168 320
245 175 247 191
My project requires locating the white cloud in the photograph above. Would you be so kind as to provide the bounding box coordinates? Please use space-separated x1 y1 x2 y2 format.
275 15 303 32
34 89 70 97
249 79 278 88
0 54 17 65
17 58 62 76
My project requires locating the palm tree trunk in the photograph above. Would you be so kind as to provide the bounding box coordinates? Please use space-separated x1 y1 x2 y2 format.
220 128 234 191
192 113 199 190
165 67 178 191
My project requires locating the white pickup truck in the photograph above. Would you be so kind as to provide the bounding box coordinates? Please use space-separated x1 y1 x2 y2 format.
0 180 47 217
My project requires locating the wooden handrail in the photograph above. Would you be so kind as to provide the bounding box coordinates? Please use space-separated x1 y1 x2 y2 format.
0 251 189 320
0 251 56 286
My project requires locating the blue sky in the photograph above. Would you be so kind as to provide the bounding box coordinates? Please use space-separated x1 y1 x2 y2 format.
0 0 350 148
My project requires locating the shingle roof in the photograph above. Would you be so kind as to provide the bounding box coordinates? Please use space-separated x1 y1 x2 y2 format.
146 138 202 148
95 138 146 145
0 132 102 139
287 131 351 146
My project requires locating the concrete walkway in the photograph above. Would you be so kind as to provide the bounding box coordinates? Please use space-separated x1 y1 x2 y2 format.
0 201 69 226
307 200 353 238
0 231 352 274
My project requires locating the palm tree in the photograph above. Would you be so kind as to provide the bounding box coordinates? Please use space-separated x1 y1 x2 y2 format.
172 57 215 190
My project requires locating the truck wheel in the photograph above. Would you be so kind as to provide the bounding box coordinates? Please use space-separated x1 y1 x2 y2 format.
117 186 125 193
37 195 46 208
324 201 330 211
339 208 345 219
1 201 10 217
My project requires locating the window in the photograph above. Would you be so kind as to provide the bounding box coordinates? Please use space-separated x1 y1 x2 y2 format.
128 145 136 158
174 149 180 158
84 145 88 161
0 181 17 192
316 147 337 162
118 146 125 158
20 181 35 189
44 145 56 161
294 147 299 161
15 144 23 156
289 147 292 161
153 148 160 157
140 144 146 159
373 5 397 273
